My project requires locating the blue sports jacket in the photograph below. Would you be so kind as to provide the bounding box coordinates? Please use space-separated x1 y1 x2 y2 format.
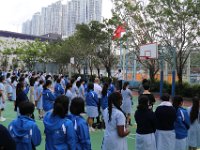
85 90 98 107
8 115 41 150
174 107 190 139
43 112 76 150
101 90 111 110
68 114 91 150
42 88 56 112
54 83 65 98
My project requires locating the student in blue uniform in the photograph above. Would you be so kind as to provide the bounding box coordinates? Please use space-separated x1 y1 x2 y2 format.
172 95 190 150
42 80 56 114
121 82 133 125
108 78 115 93
85 83 98 131
9 101 41 150
43 95 76 150
101 83 111 111
54 78 65 98
68 97 91 150
102 92 130 150
15 82 29 115
155 93 176 150
135 95 156 150
188 97 200 150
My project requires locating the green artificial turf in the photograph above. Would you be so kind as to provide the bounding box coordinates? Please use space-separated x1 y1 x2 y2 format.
0 97 157 150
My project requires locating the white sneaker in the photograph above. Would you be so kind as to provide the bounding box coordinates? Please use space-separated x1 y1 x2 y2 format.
0 116 6 122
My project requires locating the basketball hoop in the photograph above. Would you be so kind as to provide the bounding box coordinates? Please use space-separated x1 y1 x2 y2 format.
140 43 158 59
139 56 150 60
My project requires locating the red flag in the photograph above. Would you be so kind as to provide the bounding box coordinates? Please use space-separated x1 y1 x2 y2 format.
112 25 126 40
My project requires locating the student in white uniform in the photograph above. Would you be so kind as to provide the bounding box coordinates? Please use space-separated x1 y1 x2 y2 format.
188 97 200 150
121 82 133 125
135 95 156 150
94 78 102 124
102 92 130 150
36 80 44 119
11 76 17 102
0 76 6 122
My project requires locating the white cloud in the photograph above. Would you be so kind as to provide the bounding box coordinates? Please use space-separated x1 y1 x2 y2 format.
0 0 112 33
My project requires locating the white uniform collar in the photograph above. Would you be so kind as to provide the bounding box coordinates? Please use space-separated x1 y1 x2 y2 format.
159 101 172 107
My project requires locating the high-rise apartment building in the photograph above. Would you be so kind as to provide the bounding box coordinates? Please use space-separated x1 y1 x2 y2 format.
22 0 102 37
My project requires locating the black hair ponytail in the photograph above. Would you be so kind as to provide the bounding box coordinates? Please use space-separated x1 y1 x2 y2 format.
108 92 123 122
190 97 200 124
43 80 52 90
53 95 69 118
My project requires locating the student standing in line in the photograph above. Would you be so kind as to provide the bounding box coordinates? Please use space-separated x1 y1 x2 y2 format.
36 80 44 120
65 83 73 101
121 82 133 125
29 76 35 105
33 77 40 104
68 97 91 150
94 78 102 125
54 78 65 98
0 76 6 121
85 83 98 132
188 97 200 150
0 124 16 150
138 82 156 110
102 92 130 150
42 80 56 114
15 82 29 116
108 78 115 94
101 83 111 111
43 95 76 150
135 95 157 150
172 95 190 150
11 76 17 102
155 93 176 150
9 101 41 150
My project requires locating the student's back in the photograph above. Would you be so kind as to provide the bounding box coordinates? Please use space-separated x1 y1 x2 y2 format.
8 102 41 150
43 112 75 150
68 114 91 150
155 105 176 130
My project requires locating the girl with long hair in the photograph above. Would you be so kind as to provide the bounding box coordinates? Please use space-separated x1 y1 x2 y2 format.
188 97 200 150
42 80 56 114
102 92 130 150
121 82 133 125
43 95 75 150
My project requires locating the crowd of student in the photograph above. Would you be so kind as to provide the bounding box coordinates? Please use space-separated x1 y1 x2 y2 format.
0 71 199 150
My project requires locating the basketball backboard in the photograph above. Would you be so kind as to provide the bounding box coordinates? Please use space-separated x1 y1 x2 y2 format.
140 43 158 60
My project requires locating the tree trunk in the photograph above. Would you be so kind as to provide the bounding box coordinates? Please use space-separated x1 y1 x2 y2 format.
106 66 111 78
177 68 183 87
89 67 93 76
149 66 155 82
97 67 100 78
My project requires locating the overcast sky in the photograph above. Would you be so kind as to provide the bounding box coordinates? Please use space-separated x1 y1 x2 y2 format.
0 0 113 33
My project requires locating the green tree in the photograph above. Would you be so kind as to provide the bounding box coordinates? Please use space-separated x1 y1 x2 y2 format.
15 39 48 71
112 0 200 85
